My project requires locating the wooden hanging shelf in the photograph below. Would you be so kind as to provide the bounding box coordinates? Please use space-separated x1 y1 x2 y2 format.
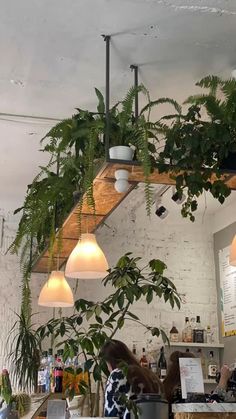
32 160 236 273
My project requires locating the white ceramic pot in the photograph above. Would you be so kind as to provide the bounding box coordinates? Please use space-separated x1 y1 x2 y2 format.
109 145 134 161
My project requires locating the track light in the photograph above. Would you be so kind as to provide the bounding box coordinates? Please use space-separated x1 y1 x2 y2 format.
155 205 169 219
114 169 130 193
171 191 186 205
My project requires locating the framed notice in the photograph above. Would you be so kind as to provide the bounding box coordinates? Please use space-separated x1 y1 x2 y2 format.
219 246 236 337
179 358 204 399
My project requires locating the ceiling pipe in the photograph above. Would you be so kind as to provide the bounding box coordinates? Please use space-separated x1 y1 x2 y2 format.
102 35 111 162
130 64 139 120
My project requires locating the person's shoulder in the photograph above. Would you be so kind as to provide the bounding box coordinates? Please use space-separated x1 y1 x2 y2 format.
109 368 126 382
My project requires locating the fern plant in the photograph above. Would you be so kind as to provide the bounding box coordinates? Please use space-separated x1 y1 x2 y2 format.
156 75 236 221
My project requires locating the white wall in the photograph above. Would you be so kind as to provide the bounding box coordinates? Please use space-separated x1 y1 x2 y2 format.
69 187 219 353
2 186 230 372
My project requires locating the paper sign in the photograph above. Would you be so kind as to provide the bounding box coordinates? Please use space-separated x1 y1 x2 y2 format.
179 358 204 399
219 247 236 337
47 400 66 419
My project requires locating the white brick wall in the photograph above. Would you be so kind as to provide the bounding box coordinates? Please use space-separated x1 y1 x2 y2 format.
85 187 219 352
0 187 220 371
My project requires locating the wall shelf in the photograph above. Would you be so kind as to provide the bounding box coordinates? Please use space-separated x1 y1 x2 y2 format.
167 342 224 348
32 160 236 273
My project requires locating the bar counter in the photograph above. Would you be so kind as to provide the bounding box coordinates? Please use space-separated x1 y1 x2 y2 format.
172 403 236 418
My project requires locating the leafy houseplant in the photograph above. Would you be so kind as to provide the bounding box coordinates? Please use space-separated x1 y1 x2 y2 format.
7 313 41 393
38 253 181 417
156 76 236 221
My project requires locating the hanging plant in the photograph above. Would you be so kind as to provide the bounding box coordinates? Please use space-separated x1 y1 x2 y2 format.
156 76 236 221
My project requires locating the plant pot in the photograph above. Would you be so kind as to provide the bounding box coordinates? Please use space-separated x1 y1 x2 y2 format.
109 146 134 161
220 152 236 171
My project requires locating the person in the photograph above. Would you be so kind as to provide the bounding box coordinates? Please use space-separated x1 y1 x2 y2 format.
163 350 195 404
211 364 233 402
100 339 162 419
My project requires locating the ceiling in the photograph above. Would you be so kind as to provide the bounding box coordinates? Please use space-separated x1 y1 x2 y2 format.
1 0 236 211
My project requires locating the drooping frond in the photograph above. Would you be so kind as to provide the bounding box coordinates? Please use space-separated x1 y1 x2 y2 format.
141 97 182 116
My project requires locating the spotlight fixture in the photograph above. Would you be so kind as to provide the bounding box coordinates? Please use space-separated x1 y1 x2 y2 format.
171 191 186 205
114 169 130 193
155 205 169 219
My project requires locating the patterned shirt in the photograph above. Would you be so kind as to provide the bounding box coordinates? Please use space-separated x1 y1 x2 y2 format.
104 368 136 419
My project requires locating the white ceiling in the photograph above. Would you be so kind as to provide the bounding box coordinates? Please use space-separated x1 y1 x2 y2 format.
1 0 236 211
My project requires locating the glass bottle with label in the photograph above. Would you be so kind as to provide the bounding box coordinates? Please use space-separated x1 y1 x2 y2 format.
169 322 179 342
54 351 64 393
182 317 193 343
193 316 204 343
140 348 148 368
208 351 217 379
206 325 212 344
37 351 48 393
158 347 167 379
132 343 137 359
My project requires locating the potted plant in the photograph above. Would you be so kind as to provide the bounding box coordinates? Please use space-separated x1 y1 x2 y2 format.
156 76 236 221
38 252 181 417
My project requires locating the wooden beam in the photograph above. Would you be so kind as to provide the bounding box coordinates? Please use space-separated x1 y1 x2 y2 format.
32 160 236 273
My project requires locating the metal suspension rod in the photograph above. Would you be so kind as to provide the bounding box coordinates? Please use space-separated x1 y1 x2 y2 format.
102 35 111 161
130 65 139 121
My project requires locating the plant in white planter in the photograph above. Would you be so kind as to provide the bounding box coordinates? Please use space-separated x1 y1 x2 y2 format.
38 252 181 418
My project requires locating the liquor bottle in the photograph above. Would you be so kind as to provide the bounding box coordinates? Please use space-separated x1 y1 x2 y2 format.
37 351 47 393
148 352 158 374
193 316 204 343
208 351 217 379
54 352 63 393
132 343 137 358
48 348 55 392
169 322 179 342
182 317 192 343
158 347 167 379
206 325 212 344
197 348 206 379
140 348 148 368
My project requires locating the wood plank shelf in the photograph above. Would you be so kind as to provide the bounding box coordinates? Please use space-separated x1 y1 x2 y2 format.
32 160 236 273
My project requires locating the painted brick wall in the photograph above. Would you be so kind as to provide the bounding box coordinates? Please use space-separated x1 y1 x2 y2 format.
0 186 220 371
0 213 22 371
67 187 219 354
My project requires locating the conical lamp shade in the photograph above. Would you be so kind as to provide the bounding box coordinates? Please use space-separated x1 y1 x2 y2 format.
229 235 236 266
38 271 74 307
65 233 109 279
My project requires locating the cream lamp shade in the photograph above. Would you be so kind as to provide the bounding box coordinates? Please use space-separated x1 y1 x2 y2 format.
38 270 74 307
229 235 236 266
65 233 109 279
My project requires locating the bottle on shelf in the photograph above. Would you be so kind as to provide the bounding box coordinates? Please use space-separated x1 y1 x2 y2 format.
132 343 137 359
193 315 204 343
140 348 148 368
37 351 48 393
206 325 212 344
48 348 55 392
208 351 217 379
182 317 193 343
54 350 64 393
158 347 167 379
197 348 207 379
169 322 179 342
148 353 158 374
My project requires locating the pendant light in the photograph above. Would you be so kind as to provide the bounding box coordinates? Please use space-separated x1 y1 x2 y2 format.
65 233 108 279
229 235 236 266
38 270 74 307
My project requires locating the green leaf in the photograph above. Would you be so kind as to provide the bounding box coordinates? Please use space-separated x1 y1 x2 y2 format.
60 322 66 337
146 289 153 304
118 293 125 309
95 88 105 114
